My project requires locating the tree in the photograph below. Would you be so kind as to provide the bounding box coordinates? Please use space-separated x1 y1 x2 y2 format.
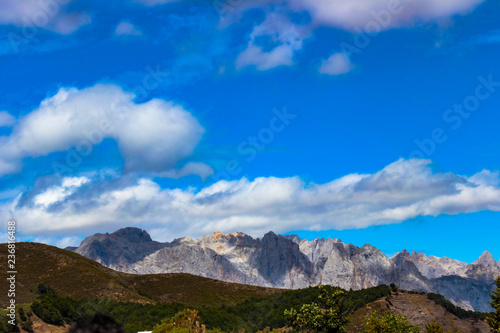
362 311 420 333
284 285 349 333
153 309 205 333
487 276 500 333
153 309 222 333
424 321 445 333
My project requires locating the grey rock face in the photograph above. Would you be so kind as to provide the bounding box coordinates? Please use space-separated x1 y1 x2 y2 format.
75 227 169 271
465 251 500 282
394 250 468 279
72 228 500 312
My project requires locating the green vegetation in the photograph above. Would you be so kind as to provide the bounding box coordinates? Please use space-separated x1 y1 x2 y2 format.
284 286 348 332
153 309 222 333
29 291 186 333
426 293 486 320
488 276 500 333
199 284 390 332
25 283 390 333
362 311 420 333
0 315 19 333
424 321 446 333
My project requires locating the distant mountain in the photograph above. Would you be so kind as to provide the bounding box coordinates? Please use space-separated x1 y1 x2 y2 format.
69 227 500 312
0 242 280 308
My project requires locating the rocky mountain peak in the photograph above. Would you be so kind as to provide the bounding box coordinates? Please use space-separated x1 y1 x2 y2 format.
474 250 497 266
71 227 499 312
111 227 152 243
396 249 411 258
211 231 249 240
283 234 302 244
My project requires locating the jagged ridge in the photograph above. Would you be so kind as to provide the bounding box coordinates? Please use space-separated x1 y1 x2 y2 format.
70 227 500 312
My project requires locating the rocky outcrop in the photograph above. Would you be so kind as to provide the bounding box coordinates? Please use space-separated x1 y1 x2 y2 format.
393 250 468 279
75 227 169 271
71 228 500 312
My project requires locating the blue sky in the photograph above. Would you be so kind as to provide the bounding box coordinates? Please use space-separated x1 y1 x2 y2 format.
0 0 499 263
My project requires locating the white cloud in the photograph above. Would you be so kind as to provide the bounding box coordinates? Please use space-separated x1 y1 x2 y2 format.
0 83 206 177
236 13 310 71
0 111 15 127
0 0 91 34
3 159 500 241
33 176 90 207
115 21 143 36
319 53 353 75
227 0 485 72
288 0 485 31
157 162 214 181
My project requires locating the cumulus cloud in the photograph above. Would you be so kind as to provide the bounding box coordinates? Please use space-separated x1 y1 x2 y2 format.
0 0 91 34
289 0 485 30
0 83 206 177
236 13 310 71
115 21 143 36
319 53 353 75
3 158 500 242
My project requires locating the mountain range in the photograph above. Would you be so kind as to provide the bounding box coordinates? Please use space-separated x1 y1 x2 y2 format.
68 227 500 312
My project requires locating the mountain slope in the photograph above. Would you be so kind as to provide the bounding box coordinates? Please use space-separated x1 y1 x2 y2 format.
347 290 491 333
0 242 282 307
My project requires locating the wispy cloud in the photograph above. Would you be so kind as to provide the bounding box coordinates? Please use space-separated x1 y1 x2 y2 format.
236 12 310 71
0 0 91 35
474 30 500 44
319 53 353 75
0 111 16 127
115 21 143 37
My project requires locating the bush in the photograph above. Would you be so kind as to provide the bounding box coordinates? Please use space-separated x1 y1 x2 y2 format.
21 319 33 333
284 286 349 333
362 311 420 333
425 321 445 333
153 309 206 333
30 300 64 326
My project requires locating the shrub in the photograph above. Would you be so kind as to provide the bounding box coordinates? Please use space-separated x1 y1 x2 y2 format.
362 311 420 333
